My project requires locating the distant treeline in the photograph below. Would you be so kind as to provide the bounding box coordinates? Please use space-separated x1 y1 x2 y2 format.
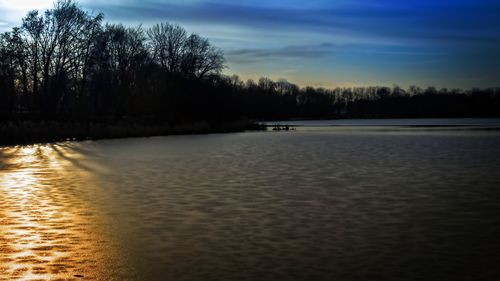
1 0 499 125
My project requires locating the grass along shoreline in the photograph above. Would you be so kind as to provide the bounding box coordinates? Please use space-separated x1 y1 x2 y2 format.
0 120 265 146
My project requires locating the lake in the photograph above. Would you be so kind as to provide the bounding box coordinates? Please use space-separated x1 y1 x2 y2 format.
1 118 500 280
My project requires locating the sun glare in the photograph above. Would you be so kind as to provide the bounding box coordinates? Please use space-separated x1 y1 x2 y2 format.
0 144 116 279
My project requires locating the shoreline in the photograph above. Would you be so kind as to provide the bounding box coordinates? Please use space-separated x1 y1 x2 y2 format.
0 120 265 146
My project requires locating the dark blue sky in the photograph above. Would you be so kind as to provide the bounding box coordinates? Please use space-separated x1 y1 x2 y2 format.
1 0 499 88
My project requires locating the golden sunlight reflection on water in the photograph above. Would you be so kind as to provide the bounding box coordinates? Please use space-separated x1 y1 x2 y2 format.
1 129 500 281
0 144 130 281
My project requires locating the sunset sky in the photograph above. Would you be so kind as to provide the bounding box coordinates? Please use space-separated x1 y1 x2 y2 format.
1 0 499 89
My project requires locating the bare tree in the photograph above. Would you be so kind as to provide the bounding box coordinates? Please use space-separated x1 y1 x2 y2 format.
258 77 276 93
147 23 225 79
102 24 148 84
275 78 298 95
182 34 225 79
147 23 186 73
21 11 44 97
18 0 103 115
0 32 18 116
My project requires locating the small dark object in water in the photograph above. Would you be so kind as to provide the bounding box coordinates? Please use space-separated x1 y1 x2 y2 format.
272 124 293 131
74 275 84 278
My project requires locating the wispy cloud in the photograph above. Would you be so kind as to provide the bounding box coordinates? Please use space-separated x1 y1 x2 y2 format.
84 0 500 46
1 0 498 88
227 43 335 64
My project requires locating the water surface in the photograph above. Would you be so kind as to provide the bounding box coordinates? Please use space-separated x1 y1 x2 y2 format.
267 117 500 127
1 119 500 280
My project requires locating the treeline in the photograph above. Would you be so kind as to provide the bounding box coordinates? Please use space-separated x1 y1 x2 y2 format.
233 81 500 119
1 0 499 126
0 0 227 123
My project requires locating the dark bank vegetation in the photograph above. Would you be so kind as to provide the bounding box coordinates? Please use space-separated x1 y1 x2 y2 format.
1 0 499 143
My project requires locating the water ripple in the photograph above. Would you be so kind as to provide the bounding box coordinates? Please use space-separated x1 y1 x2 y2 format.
1 129 500 280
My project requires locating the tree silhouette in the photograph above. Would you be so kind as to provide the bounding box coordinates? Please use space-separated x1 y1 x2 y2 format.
0 0 499 128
